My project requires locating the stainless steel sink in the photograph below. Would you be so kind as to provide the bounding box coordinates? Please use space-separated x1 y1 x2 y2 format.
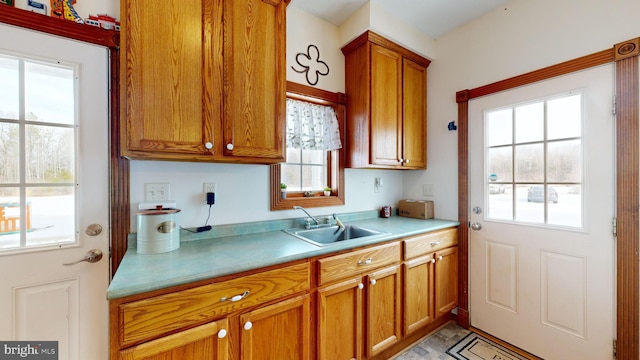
283 225 388 246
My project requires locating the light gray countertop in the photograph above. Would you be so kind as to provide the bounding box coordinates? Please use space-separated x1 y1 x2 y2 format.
107 214 459 300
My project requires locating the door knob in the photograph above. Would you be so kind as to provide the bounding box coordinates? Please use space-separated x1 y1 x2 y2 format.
85 224 102 236
470 222 482 231
63 249 103 266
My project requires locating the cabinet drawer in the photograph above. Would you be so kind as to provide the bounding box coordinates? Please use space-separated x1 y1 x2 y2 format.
404 228 458 260
318 242 400 285
119 262 309 347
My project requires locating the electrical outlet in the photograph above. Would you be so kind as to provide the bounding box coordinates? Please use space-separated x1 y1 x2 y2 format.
203 183 217 194
145 183 170 201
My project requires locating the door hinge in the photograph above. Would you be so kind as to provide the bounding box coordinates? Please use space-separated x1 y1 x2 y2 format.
613 339 617 359
612 217 617 237
612 95 617 116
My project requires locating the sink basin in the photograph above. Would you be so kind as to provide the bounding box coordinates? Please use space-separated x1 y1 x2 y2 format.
283 225 388 246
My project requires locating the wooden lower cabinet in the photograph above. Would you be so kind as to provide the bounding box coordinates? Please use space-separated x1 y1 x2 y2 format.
317 277 363 360
435 246 458 317
111 229 459 360
237 294 311 360
403 255 436 334
118 318 229 360
317 265 401 360
403 245 459 335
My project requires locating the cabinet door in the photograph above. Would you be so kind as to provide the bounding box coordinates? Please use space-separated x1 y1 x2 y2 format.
239 294 311 360
435 246 458 317
403 255 435 334
366 265 401 357
402 58 427 169
118 319 228 360
317 277 363 360
370 43 403 167
121 0 218 158
222 0 286 161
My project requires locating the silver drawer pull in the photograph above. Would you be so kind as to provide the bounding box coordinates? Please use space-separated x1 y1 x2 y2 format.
220 290 250 302
358 258 373 265
430 240 441 247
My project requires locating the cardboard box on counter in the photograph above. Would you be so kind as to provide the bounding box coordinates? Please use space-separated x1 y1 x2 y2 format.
398 200 434 219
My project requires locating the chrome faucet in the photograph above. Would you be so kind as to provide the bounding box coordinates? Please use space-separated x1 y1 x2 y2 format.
333 213 345 229
293 206 321 229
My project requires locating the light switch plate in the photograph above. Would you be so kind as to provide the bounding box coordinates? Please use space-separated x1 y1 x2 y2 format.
144 183 170 201
423 184 434 196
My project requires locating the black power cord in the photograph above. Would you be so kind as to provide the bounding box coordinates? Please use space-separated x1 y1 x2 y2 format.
182 192 215 233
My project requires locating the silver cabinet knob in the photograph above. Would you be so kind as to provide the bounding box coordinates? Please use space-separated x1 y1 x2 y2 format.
204 142 213 150
217 329 227 338
244 321 253 331
226 143 234 150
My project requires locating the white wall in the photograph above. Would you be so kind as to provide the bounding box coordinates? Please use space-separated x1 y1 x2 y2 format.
66 0 118 21
337 1 437 58
404 0 640 220
287 6 344 92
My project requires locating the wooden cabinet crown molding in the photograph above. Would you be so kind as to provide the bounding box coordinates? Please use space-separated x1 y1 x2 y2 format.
0 5 119 49
341 30 431 68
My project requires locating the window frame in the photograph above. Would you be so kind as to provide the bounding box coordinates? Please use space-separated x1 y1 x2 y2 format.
484 92 584 228
270 81 345 210
0 52 79 252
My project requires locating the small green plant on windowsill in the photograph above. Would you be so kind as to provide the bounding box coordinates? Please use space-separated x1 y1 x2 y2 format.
280 183 287 199
323 186 332 196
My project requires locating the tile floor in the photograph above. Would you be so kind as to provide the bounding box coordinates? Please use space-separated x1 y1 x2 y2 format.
392 321 472 360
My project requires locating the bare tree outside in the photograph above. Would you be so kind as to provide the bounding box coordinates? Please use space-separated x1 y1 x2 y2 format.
0 54 77 250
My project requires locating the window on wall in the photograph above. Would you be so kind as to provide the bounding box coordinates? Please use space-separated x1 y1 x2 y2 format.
270 82 346 210
485 92 583 228
281 98 342 192
0 52 78 251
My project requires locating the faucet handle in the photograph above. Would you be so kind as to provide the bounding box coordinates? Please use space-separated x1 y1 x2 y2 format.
305 218 312 229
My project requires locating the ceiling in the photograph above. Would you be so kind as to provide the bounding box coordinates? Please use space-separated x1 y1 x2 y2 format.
289 0 507 39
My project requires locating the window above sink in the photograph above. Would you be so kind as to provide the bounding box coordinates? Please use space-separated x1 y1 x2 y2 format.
270 81 346 210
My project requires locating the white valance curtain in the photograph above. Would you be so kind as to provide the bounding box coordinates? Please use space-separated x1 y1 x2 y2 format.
286 98 342 151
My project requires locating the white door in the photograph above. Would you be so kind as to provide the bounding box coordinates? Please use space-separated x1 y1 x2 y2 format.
0 24 109 360
469 64 615 359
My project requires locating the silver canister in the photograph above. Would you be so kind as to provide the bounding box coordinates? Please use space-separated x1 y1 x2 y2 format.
136 202 181 254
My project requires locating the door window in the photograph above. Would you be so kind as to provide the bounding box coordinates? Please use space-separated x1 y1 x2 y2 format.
485 93 583 228
0 53 77 252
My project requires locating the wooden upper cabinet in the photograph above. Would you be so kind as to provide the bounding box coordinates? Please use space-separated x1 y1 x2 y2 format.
222 0 287 161
342 31 430 169
370 44 403 167
120 0 288 163
402 58 428 168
